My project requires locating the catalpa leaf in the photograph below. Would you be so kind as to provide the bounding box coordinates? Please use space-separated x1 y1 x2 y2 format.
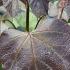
0 18 70 70
36 18 70 33
28 0 49 18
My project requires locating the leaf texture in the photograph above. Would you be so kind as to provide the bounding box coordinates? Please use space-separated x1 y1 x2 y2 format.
28 0 49 18
2 0 19 17
0 19 70 70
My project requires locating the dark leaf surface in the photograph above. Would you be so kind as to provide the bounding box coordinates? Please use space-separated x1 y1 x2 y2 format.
0 19 70 70
28 0 49 17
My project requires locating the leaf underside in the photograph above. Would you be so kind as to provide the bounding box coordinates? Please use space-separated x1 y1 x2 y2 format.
0 19 70 70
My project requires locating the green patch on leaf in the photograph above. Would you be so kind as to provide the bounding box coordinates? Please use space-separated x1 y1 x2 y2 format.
15 12 37 31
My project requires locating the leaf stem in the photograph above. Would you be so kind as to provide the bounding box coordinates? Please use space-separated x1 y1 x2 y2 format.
3 19 16 29
59 7 64 19
58 0 68 19
35 16 44 29
26 1 29 32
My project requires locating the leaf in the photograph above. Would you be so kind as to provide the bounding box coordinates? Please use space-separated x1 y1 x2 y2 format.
0 18 70 70
2 0 20 17
36 17 70 33
28 0 49 18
